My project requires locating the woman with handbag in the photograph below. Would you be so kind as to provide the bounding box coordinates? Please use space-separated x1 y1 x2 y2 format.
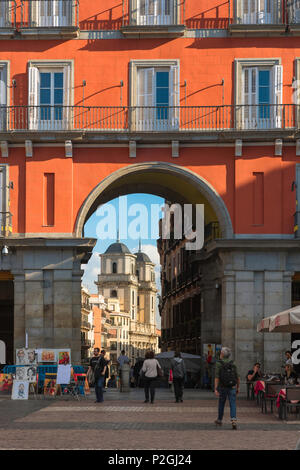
141 350 162 404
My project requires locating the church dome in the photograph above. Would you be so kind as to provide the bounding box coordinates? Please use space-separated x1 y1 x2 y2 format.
136 251 151 263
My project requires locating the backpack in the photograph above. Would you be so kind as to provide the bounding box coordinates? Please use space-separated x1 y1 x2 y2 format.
172 359 184 378
219 360 237 388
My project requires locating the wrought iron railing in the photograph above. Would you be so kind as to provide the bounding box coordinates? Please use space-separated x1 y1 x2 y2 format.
0 104 297 133
122 0 185 27
20 0 79 28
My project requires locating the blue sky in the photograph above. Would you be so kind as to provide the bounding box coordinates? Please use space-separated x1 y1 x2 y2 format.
81 194 165 326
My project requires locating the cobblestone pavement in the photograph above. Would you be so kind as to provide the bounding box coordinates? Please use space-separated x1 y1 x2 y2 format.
0 389 299 450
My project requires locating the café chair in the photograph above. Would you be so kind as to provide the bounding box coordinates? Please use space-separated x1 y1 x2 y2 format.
261 383 283 414
282 387 300 421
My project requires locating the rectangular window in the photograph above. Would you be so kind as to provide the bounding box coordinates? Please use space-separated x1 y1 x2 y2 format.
43 173 55 226
138 0 172 26
136 64 179 131
28 62 71 131
32 0 73 27
240 0 274 25
40 72 63 124
242 65 282 129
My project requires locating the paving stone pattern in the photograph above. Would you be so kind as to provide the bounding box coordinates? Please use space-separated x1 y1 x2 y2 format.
0 389 299 450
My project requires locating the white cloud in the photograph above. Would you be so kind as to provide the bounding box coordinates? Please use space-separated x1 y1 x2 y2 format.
81 251 100 294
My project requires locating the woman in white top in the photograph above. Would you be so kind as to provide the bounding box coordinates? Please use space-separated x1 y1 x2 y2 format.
141 350 162 404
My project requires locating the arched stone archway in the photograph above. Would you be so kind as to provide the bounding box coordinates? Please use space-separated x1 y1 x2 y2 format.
74 162 234 239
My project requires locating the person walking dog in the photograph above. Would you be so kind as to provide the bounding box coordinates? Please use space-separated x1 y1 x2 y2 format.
214 347 240 429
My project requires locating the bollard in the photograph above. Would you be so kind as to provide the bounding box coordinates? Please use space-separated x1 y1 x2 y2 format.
120 363 130 392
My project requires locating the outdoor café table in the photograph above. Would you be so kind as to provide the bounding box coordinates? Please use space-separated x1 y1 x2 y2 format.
277 385 300 419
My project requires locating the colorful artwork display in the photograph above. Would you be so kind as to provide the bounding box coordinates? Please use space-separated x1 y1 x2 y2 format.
58 350 71 365
203 344 216 363
0 374 13 393
37 349 56 363
16 349 37 365
44 374 57 396
11 380 29 400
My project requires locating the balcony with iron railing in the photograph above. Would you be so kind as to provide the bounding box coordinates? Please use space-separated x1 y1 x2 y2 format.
121 0 186 37
229 0 300 35
0 104 298 143
19 0 79 38
0 0 79 38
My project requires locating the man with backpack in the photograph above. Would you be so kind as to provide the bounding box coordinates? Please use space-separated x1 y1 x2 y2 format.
171 351 187 403
214 347 240 429
94 350 107 403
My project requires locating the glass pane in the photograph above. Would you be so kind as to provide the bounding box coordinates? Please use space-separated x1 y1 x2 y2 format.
40 73 51 88
54 89 63 105
156 71 169 87
259 70 270 87
40 89 51 105
156 88 169 104
54 73 63 88
259 87 270 103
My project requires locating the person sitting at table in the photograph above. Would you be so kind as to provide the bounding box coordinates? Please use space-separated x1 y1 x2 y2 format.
247 363 263 382
283 364 299 385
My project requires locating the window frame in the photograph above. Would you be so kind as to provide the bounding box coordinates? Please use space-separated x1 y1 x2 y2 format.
130 59 180 131
235 58 282 130
27 60 74 131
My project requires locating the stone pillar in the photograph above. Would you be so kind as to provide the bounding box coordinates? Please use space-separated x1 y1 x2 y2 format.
1 238 95 363
263 271 291 373
221 270 236 355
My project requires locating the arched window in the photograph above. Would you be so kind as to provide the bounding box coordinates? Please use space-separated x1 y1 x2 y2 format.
112 262 117 274
111 290 117 298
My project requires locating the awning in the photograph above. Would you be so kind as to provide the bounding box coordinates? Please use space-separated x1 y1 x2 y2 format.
257 305 300 333
257 314 277 333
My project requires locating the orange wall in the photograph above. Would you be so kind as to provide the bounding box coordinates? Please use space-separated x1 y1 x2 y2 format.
2 146 297 236
1 1 299 237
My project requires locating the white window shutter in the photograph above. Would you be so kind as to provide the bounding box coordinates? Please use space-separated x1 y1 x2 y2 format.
28 66 39 130
170 65 179 129
0 69 7 131
273 65 283 128
63 65 71 130
290 0 300 23
137 68 154 130
131 0 138 25
31 0 40 27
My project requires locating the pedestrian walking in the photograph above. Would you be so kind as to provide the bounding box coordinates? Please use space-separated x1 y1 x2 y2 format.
171 351 186 403
94 350 107 403
214 347 240 430
141 350 162 404
87 347 101 387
